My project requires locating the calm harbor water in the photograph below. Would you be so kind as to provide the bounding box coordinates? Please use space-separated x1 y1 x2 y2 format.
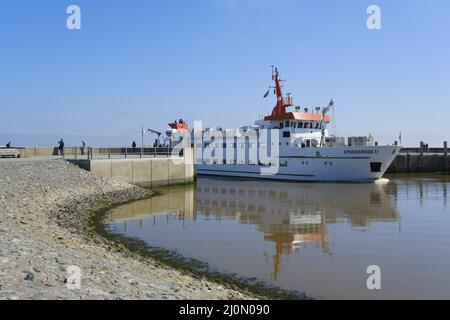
106 174 450 299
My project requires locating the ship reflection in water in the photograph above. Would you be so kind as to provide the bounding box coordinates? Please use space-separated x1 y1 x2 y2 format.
106 175 450 299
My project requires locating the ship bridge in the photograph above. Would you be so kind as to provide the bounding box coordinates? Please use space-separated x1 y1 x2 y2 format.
256 67 332 140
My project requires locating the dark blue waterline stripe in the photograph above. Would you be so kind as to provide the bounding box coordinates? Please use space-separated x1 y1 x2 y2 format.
278 156 371 159
197 168 315 177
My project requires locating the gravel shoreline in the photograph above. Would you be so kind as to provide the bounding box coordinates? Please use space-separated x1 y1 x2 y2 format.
0 160 255 300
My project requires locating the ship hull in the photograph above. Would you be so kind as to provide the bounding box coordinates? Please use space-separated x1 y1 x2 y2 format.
196 146 401 183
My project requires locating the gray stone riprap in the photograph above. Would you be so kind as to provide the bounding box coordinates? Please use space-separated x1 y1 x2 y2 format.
0 160 253 300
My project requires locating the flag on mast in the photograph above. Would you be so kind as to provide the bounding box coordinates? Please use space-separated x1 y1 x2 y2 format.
263 89 270 98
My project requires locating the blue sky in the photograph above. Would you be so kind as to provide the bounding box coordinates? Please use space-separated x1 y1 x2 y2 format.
0 0 449 146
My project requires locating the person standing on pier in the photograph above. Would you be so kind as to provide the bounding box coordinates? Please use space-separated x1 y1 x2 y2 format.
80 141 86 155
58 139 64 156
5 141 11 148
132 141 137 153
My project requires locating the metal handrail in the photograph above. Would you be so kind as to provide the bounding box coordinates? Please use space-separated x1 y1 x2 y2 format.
63 146 181 160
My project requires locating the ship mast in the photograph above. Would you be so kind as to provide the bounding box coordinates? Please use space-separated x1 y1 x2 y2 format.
320 99 334 146
270 66 293 117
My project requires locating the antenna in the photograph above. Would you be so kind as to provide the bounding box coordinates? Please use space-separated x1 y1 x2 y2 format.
319 98 334 146
332 99 337 136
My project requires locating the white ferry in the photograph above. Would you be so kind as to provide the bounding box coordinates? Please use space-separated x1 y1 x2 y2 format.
168 67 401 182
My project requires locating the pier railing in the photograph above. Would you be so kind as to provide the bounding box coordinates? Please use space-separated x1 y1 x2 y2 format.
63 146 183 160
399 147 448 155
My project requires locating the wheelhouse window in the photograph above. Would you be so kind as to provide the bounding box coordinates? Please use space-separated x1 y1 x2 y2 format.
283 131 291 138
299 122 304 129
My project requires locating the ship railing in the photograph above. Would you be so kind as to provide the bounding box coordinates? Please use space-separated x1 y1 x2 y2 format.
284 96 293 105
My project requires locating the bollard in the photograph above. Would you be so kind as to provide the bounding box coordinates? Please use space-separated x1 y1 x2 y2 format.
445 141 448 173
406 151 410 173
419 145 423 172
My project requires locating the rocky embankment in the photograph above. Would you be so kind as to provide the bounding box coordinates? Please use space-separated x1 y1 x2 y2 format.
0 160 253 300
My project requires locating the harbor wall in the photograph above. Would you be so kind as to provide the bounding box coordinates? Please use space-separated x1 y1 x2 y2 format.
387 152 449 173
69 148 194 187
19 147 63 158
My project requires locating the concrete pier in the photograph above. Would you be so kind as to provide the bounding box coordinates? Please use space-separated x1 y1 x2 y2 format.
69 148 194 187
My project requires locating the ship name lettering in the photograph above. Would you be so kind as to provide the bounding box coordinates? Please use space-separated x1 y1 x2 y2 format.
344 149 378 155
